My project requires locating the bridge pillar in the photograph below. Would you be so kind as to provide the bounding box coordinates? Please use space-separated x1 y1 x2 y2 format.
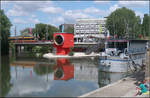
15 45 18 53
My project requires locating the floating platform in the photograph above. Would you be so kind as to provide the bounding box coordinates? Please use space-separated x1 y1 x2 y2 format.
43 52 100 59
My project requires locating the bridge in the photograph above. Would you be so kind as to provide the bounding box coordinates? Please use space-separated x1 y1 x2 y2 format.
9 36 99 48
13 41 98 47
9 36 104 54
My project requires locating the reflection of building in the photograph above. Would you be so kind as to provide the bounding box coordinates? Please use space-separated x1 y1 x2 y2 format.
11 61 36 68
74 66 98 82
71 58 98 82
74 18 107 43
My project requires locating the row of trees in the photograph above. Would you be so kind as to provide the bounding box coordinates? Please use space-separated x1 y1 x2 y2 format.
106 7 150 39
20 23 59 40
0 10 12 55
21 23 74 41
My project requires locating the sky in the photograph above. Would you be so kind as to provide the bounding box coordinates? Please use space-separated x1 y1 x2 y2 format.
1 0 149 36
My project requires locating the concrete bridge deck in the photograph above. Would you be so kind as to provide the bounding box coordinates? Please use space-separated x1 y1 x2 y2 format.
13 41 99 48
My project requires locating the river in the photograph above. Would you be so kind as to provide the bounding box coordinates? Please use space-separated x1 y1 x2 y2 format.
1 54 127 97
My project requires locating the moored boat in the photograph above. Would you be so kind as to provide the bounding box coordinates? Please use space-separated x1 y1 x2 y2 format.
99 39 148 72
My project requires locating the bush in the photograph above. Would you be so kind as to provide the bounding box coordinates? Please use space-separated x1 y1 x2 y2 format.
9 42 15 56
31 46 51 58
68 47 74 56
69 51 74 56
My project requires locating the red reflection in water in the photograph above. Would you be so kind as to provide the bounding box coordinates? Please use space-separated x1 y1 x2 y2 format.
54 58 74 81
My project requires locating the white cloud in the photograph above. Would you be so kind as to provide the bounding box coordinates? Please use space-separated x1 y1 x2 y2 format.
31 14 36 18
56 17 64 23
13 18 40 24
84 7 109 16
109 4 120 13
28 18 40 24
64 10 90 19
7 4 28 16
13 18 27 24
118 1 149 7
40 7 63 14
135 11 144 19
63 10 91 23
6 1 54 16
84 7 100 13
50 16 64 26
94 1 111 4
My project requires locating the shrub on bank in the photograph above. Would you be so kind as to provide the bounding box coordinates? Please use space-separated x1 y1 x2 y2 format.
31 46 51 58
68 47 74 56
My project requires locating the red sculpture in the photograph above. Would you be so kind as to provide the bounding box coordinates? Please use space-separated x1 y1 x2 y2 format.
53 32 74 55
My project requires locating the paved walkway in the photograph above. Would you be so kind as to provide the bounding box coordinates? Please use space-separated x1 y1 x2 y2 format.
79 77 149 97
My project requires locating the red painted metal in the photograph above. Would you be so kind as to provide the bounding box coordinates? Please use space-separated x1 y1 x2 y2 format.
53 32 74 55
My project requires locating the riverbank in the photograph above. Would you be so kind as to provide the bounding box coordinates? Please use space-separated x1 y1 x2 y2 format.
79 76 149 97
79 49 150 97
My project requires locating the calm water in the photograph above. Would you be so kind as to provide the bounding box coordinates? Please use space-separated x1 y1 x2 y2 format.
1 54 127 97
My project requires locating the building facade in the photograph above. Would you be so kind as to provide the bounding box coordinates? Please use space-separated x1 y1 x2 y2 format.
74 18 107 43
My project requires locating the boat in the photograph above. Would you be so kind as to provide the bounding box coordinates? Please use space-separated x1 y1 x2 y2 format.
99 39 148 72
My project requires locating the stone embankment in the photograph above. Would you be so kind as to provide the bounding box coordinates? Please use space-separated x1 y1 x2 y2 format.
79 77 149 97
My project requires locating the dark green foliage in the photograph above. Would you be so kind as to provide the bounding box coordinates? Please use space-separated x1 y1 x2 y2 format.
31 46 51 57
68 47 74 56
106 7 140 39
20 23 59 40
142 14 150 37
64 26 74 33
0 10 12 55
34 23 59 40
20 28 36 37
9 42 15 56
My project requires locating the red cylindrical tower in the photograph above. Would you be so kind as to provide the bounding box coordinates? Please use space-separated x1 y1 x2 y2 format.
53 32 74 55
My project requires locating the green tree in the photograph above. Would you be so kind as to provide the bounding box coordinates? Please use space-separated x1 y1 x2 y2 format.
20 28 36 37
142 14 150 37
35 23 59 40
106 7 139 39
20 28 31 37
64 26 74 33
133 16 142 38
0 10 12 55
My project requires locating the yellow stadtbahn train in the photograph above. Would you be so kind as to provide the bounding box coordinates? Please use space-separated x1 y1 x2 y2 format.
8 36 37 43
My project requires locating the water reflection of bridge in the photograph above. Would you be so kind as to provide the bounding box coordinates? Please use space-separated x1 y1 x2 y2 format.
11 61 36 68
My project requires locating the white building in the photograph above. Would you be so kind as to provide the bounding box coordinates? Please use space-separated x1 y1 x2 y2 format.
74 18 107 43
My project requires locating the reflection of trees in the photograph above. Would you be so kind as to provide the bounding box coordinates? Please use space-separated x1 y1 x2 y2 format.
69 57 99 67
1 56 12 97
33 63 55 76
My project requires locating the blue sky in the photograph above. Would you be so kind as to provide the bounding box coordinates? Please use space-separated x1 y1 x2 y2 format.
1 0 149 36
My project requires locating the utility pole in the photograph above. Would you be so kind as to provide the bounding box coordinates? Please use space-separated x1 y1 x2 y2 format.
15 26 17 43
46 24 48 40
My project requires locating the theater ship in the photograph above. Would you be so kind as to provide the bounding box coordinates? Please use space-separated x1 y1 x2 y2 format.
99 38 148 72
